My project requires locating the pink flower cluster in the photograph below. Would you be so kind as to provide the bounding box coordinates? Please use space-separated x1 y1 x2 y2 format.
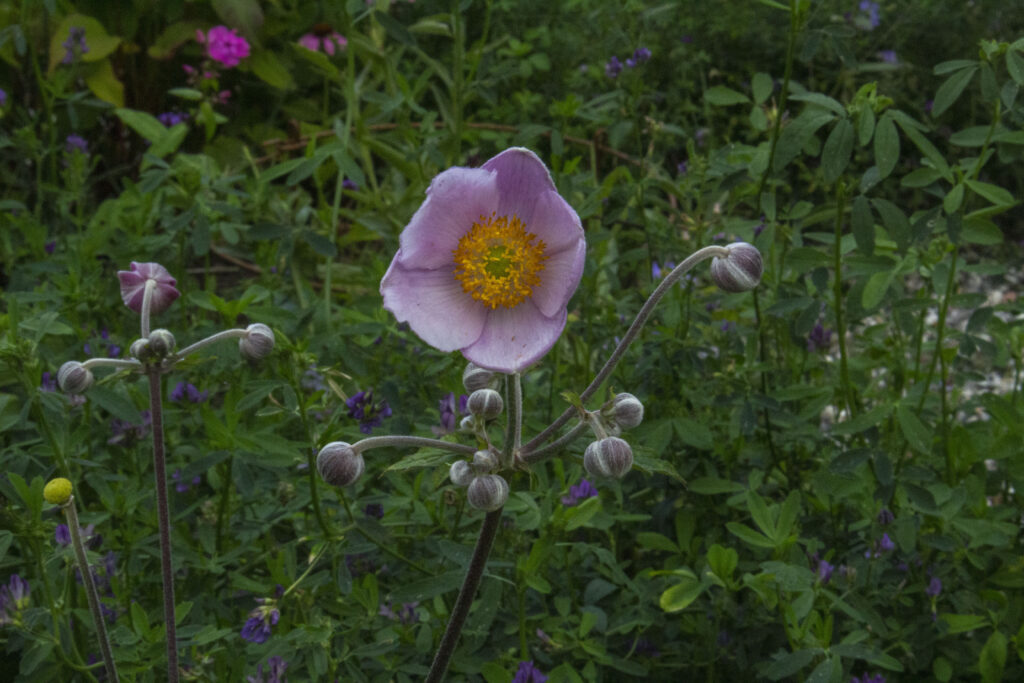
298 31 347 56
197 26 250 68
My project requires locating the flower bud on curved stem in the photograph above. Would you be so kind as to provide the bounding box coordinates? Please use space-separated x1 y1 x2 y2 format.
467 388 503 420
58 361 94 394
316 442 365 487
240 323 275 360
462 362 496 392
467 474 509 512
710 242 763 293
583 437 634 479
609 393 644 431
130 338 154 364
449 460 474 487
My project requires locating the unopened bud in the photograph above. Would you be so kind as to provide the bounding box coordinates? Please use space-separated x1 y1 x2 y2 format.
472 449 499 473
459 415 477 432
57 361 94 394
316 441 364 487
710 242 763 293
467 474 509 512
130 338 154 363
462 362 496 392
43 477 73 505
449 460 474 487
148 329 176 357
467 389 503 419
611 393 644 430
583 437 634 479
240 323 275 360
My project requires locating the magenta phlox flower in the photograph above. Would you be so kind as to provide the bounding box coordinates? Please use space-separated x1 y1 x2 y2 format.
298 30 347 55
380 148 585 374
198 26 250 68
117 261 181 315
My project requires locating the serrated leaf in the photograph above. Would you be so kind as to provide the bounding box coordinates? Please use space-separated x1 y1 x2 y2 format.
874 115 899 179
931 66 977 117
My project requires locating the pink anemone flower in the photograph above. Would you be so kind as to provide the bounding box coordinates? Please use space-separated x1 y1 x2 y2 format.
117 262 181 315
380 148 585 374
298 31 347 56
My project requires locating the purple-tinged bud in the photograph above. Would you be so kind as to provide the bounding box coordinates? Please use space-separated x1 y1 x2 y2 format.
240 323 275 360
462 362 495 392
467 388 503 419
316 441 364 487
130 338 154 363
117 262 180 314
467 474 509 512
471 449 499 473
583 437 634 479
148 329 176 357
57 361 94 394
449 460 474 487
710 242 763 293
611 393 644 430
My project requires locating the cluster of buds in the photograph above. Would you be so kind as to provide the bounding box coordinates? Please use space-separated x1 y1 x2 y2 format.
449 449 508 512
131 329 176 365
582 392 645 480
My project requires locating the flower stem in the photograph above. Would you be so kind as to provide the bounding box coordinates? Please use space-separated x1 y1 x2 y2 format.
170 328 248 362
64 497 119 682
351 435 476 456
522 420 588 464
425 508 502 682
146 366 179 682
524 245 729 452
140 279 156 338
832 182 857 419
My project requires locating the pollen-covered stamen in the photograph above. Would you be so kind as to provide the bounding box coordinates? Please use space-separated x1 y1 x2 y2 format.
452 213 548 309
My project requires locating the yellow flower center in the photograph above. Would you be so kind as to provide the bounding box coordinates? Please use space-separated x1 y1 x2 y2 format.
452 214 548 309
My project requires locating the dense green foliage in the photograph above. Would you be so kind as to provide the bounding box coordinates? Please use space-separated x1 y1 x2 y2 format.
3 0 1024 681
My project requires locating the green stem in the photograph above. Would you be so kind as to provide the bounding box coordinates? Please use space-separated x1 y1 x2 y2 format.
215 454 233 553
832 183 857 418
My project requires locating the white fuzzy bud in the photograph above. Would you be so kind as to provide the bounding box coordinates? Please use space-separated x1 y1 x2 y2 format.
449 460 474 487
240 323 275 360
611 393 644 430
710 242 763 293
148 329 176 357
316 441 364 487
583 437 634 479
467 474 509 512
130 338 154 363
462 362 496 392
57 361 94 394
471 449 499 474
467 389 503 419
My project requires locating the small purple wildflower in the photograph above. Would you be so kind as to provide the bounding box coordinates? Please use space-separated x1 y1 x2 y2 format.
247 656 289 683
342 178 358 191
432 391 469 436
61 26 89 64
817 558 835 583
512 660 548 683
345 553 375 577
651 261 676 280
880 533 895 552
753 215 766 237
346 389 392 434
65 134 88 154
677 160 689 176
157 111 189 127
301 366 326 392
379 601 419 625
45 240 56 254
877 508 895 525
55 523 95 547
107 411 152 445
926 576 942 598
856 1 881 30
561 478 598 506
807 323 832 352
0 88 6 106
631 47 651 64
364 503 384 519
40 372 58 392
605 55 623 79
0 575 31 624
925 99 934 114
241 602 280 643
170 381 209 404
876 50 898 64
171 469 202 493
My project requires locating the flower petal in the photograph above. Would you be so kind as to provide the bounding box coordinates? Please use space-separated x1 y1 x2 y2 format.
397 167 500 269
481 147 558 225
380 257 487 351
531 237 586 318
461 301 567 373
528 188 584 254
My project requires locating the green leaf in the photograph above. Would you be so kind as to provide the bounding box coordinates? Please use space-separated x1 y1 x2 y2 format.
897 403 932 454
674 417 713 450
851 195 875 255
979 630 1007 683
383 448 453 473
726 522 775 549
891 111 953 182
943 183 964 215
1006 49 1024 86
857 106 876 146
965 179 1015 207
961 216 1003 245
901 167 943 188
821 118 854 184
636 532 679 553
211 0 264 37
874 115 900 179
688 477 744 495
87 385 143 423
752 72 773 104
565 496 602 531
950 125 991 147
390 570 464 603
763 650 816 681
931 66 977 117
659 571 706 612
871 198 911 248
789 92 847 116
248 49 295 90
704 85 750 106
746 491 776 541
115 108 167 144
706 544 738 582
147 21 204 59
83 58 124 107
934 59 978 75
939 613 988 634
862 271 893 310
774 108 836 170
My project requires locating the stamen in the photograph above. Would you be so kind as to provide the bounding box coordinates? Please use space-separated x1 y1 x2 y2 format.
452 214 548 309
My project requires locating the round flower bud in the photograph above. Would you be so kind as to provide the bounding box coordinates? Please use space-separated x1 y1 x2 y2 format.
57 361 94 394
449 460 474 487
710 242 763 293
130 338 153 363
240 323 275 360
148 328 176 356
459 415 477 433
316 441 364 487
467 389 503 419
611 393 644 430
467 474 509 512
43 477 73 505
471 449 499 473
462 362 495 392
583 437 634 479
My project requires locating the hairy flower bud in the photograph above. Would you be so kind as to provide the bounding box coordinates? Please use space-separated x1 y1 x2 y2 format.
148 328 176 357
316 441 364 487
467 388 503 419
130 338 154 363
449 460 474 487
583 437 634 479
611 393 644 430
43 477 73 505
57 361 94 394
459 415 477 433
472 449 499 473
462 362 496 392
467 474 509 512
710 242 763 293
240 323 275 360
